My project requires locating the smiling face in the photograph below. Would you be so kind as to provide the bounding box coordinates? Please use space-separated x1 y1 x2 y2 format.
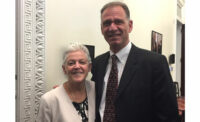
62 50 91 83
101 6 133 53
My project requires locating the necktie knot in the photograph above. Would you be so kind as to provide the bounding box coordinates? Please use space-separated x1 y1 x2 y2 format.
111 55 118 64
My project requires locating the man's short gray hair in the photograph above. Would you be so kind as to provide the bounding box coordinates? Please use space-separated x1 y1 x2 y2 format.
63 42 92 65
101 1 130 19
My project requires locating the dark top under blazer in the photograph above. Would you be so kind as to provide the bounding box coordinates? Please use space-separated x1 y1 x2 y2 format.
91 44 179 122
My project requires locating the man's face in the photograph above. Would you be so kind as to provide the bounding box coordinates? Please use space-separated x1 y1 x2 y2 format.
101 6 133 52
62 50 91 83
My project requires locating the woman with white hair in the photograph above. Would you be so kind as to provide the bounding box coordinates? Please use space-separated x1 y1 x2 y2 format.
37 43 95 122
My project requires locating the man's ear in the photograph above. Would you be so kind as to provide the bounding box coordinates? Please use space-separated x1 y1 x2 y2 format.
128 20 133 33
62 65 67 74
101 24 104 35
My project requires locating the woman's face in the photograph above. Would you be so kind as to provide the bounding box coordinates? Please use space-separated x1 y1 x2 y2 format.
62 50 91 83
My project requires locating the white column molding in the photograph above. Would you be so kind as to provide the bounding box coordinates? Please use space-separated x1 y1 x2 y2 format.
177 0 185 23
177 0 185 7
16 0 45 122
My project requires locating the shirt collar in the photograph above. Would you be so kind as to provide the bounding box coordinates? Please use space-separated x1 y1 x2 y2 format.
110 42 132 64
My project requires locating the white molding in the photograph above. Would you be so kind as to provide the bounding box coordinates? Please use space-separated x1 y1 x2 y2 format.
177 0 185 24
177 16 184 24
177 0 185 8
16 0 45 122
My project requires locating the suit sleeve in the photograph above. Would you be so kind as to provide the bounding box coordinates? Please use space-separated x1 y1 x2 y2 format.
36 96 52 122
152 55 179 122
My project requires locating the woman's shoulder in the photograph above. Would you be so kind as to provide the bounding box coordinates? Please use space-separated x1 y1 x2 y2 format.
41 85 64 102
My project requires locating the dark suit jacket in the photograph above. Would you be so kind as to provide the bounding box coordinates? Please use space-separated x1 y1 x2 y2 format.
91 44 179 122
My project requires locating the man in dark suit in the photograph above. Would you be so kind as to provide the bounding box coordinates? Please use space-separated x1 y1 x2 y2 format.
91 1 179 122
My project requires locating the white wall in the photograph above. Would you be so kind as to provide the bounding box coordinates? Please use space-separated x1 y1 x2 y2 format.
46 0 177 91
46 0 115 91
124 0 177 79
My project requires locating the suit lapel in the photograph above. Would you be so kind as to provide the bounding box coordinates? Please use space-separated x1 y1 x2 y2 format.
117 44 139 98
96 52 110 104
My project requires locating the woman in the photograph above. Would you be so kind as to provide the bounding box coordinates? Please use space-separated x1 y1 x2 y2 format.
37 43 95 122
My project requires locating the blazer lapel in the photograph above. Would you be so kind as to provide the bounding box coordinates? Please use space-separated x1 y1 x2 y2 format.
116 44 139 98
86 81 95 122
59 85 81 122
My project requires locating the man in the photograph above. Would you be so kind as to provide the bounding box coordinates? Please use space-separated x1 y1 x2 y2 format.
91 1 179 122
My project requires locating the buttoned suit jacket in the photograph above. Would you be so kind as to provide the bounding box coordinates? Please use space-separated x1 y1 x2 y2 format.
91 44 179 122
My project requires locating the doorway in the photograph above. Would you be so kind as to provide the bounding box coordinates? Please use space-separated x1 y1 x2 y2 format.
176 21 185 96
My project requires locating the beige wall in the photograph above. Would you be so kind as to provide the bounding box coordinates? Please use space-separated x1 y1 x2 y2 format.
45 0 177 91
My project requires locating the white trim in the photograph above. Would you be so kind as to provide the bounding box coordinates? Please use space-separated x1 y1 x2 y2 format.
16 0 45 122
177 0 185 24
177 0 185 8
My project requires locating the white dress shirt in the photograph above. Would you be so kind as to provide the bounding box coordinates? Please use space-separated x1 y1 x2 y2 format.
99 42 132 122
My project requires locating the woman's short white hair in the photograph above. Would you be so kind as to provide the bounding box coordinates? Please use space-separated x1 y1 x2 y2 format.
63 42 92 65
